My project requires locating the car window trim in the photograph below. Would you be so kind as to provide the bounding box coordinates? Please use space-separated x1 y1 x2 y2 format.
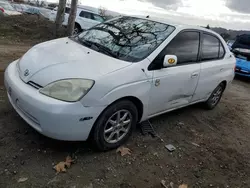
199 32 226 63
148 29 202 71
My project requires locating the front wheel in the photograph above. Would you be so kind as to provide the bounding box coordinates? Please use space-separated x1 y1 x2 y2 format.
73 24 81 35
91 100 138 151
204 83 225 110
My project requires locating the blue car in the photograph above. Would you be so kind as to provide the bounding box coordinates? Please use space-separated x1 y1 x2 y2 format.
234 52 250 77
229 34 250 77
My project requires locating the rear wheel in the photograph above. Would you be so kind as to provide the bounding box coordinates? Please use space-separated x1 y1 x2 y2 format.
73 24 81 35
91 100 138 151
204 83 225 110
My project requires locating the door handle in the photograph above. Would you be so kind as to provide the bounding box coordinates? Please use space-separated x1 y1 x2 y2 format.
191 73 199 78
220 68 224 72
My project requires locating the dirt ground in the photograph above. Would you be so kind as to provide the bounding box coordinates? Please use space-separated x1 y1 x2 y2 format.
1 77 250 188
0 15 66 84
1 15 250 188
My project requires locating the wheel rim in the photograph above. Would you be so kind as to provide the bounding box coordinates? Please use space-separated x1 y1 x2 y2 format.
103 110 132 144
211 86 223 105
73 27 79 35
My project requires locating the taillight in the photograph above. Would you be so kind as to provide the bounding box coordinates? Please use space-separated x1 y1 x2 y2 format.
0 8 4 13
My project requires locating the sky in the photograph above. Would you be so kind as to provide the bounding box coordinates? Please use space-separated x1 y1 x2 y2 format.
77 0 250 30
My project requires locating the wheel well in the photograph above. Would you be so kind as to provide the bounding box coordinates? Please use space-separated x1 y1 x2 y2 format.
114 96 144 123
221 80 227 90
75 22 81 30
88 96 144 140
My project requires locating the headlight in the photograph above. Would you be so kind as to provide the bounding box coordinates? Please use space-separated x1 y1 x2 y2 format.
39 79 94 102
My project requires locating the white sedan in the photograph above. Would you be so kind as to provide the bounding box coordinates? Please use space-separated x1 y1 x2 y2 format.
4 16 235 151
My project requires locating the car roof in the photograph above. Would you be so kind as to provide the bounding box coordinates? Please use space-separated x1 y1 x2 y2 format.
132 15 220 37
64 5 101 15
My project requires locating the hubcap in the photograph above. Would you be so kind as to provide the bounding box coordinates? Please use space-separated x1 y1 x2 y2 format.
211 86 223 105
104 110 132 144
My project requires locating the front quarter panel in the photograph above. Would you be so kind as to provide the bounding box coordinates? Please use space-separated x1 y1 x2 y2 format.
81 59 153 121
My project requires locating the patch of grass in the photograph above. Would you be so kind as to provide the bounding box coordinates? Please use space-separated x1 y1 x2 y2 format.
0 15 67 44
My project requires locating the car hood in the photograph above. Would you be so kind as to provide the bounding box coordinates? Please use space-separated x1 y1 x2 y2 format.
236 58 250 71
18 37 131 86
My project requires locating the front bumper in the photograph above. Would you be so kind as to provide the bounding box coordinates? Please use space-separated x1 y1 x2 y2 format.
235 71 250 77
4 61 106 141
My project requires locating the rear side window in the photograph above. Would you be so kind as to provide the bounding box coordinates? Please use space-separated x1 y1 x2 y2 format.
164 31 200 64
201 34 224 61
79 11 92 19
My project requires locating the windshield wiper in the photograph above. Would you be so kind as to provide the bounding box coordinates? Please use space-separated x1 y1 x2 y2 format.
78 38 118 58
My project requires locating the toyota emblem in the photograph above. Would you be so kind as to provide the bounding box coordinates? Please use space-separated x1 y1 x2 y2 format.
24 69 29 77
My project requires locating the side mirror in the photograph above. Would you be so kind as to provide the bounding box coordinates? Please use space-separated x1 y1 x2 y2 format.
163 55 177 68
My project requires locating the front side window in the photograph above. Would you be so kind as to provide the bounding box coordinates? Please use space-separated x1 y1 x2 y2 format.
163 31 200 64
75 16 175 62
201 34 220 61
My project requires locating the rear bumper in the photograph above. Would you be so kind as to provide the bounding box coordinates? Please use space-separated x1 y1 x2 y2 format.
4 61 106 141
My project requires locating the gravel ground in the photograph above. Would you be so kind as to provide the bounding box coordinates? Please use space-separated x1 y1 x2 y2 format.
0 77 250 188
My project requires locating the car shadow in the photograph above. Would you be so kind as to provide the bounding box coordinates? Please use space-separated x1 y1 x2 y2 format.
235 75 250 83
19 102 204 155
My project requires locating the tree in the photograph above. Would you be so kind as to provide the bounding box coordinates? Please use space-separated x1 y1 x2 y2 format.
55 0 66 37
206 24 210 29
67 0 78 36
220 33 231 41
99 6 107 18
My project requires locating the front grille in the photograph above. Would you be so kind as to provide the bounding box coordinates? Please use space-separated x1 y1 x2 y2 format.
27 81 42 89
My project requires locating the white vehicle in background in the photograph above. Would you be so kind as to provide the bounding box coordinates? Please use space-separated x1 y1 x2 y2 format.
4 16 235 151
12 4 29 13
0 1 22 16
49 6 105 34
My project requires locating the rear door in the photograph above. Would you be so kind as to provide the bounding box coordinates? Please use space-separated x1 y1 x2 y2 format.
191 32 229 102
77 11 98 30
148 30 201 115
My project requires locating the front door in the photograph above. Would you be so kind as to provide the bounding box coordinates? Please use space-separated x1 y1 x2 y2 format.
148 30 201 115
